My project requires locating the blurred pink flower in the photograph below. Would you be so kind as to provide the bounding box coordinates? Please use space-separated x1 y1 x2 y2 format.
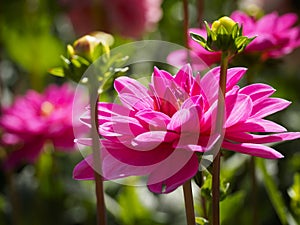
0 84 81 170
62 0 163 38
73 65 300 193
168 11 300 68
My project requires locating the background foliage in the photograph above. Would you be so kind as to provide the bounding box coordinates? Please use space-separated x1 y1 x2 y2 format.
0 0 300 224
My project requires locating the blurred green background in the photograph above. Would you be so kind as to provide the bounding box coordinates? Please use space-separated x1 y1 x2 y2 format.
0 0 300 224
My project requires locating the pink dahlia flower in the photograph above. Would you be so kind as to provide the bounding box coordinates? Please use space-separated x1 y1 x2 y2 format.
73 65 300 193
62 0 163 38
0 84 82 170
168 11 300 68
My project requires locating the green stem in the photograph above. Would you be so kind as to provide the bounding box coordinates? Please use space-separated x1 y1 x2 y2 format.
183 180 196 225
212 52 229 225
89 79 106 225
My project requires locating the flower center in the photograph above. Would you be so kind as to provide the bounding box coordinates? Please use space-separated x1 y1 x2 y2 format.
41 101 55 117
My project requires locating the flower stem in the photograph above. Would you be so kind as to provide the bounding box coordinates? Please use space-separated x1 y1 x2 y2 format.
183 180 196 225
89 79 106 225
182 3 195 224
212 52 230 225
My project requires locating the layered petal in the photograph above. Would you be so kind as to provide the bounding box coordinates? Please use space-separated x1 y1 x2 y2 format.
222 142 283 159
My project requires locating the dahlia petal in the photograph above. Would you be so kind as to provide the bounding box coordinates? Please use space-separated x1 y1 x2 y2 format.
226 93 252 127
251 98 291 118
3 140 45 170
174 64 193 93
167 105 201 133
114 77 153 109
222 142 283 159
226 68 247 91
73 153 154 181
73 155 95 180
200 67 220 102
118 93 153 110
102 140 174 166
276 13 298 32
152 67 173 97
103 154 154 180
256 12 277 33
166 50 210 71
51 128 76 150
147 151 198 193
239 83 275 104
190 73 201 96
226 118 287 133
200 67 247 104
131 131 178 150
100 116 146 143
231 11 255 32
135 109 170 129
225 132 300 144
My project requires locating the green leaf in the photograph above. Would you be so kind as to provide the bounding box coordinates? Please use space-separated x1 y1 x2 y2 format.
196 217 209 225
288 173 300 216
48 67 65 77
190 32 207 46
220 191 246 223
117 182 151 225
200 169 230 201
257 158 298 225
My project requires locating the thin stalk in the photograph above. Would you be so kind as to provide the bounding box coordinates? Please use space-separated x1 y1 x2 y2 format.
183 0 189 49
183 180 196 225
197 0 204 26
89 78 106 225
182 1 195 224
212 52 230 225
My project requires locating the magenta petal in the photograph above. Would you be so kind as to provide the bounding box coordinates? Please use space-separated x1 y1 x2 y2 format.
174 64 193 93
99 115 146 142
276 13 298 31
226 132 300 144
167 50 211 71
135 109 170 129
73 155 95 180
222 141 283 159
114 77 153 110
239 83 275 104
118 93 153 110
152 67 174 97
251 98 291 118
73 153 154 181
227 118 287 133
167 106 202 133
256 12 277 32
103 153 154 180
147 151 198 193
131 131 178 150
226 93 252 127
3 139 45 171
226 68 247 91
103 140 174 166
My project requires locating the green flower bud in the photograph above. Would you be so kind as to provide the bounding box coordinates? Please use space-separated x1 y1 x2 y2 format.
211 16 236 34
73 32 113 62
190 16 256 55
